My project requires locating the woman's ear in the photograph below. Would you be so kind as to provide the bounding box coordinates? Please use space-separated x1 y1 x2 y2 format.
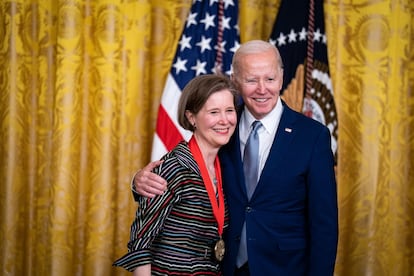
185 110 194 126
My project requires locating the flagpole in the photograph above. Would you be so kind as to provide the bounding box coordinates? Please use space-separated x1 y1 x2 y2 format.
304 0 315 118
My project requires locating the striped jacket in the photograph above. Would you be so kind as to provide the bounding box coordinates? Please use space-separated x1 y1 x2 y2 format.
114 141 229 275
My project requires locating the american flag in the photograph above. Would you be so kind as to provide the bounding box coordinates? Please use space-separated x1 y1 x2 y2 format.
269 0 338 162
151 0 240 161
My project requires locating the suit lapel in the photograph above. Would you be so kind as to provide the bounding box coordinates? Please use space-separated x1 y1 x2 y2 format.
252 102 298 199
223 102 300 201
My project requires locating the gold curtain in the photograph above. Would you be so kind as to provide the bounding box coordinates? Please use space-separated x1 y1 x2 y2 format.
325 0 414 275
0 0 412 275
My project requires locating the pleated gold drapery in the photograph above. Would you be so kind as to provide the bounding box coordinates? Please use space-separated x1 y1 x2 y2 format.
325 1 414 275
0 0 413 275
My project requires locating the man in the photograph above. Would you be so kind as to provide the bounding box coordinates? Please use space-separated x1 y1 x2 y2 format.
134 40 338 275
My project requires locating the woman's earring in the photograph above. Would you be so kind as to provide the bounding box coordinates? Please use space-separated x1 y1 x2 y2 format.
193 123 196 129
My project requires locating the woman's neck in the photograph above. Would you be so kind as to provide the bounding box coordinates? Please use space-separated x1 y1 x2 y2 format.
193 135 219 178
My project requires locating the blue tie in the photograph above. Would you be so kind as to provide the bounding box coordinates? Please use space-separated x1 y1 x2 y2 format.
236 120 262 267
243 120 262 198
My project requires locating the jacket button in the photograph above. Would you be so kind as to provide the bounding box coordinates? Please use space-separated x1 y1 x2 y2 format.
246 206 252 212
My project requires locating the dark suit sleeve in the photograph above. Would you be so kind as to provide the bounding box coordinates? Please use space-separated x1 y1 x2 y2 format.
130 171 140 202
132 186 140 202
307 126 338 275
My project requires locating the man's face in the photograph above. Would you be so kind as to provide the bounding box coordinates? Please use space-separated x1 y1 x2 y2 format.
232 49 283 120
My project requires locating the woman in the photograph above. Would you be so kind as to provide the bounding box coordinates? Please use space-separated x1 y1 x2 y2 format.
113 74 238 275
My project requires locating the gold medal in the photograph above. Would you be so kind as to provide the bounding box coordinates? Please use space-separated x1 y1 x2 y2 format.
214 238 225 262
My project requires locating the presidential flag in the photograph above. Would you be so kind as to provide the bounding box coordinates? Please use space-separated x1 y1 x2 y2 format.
151 0 240 161
270 0 338 161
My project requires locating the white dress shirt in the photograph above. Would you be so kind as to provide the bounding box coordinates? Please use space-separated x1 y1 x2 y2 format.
239 97 283 181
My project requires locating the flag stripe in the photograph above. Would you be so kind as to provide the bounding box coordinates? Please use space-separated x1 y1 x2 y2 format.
155 105 183 151
150 135 167 163
159 74 192 141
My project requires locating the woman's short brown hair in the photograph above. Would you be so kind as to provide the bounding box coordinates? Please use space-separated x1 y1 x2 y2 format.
177 74 238 132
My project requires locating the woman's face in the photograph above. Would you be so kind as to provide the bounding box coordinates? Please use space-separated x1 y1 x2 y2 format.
187 89 237 150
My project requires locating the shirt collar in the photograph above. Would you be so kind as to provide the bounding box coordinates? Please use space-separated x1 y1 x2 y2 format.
241 97 283 135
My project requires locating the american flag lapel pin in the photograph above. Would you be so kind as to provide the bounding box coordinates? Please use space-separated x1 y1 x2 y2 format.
285 127 292 133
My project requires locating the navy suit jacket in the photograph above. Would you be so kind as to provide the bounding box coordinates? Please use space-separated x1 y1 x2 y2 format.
219 101 338 275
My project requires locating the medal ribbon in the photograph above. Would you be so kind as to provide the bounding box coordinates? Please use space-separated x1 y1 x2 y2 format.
188 136 225 236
